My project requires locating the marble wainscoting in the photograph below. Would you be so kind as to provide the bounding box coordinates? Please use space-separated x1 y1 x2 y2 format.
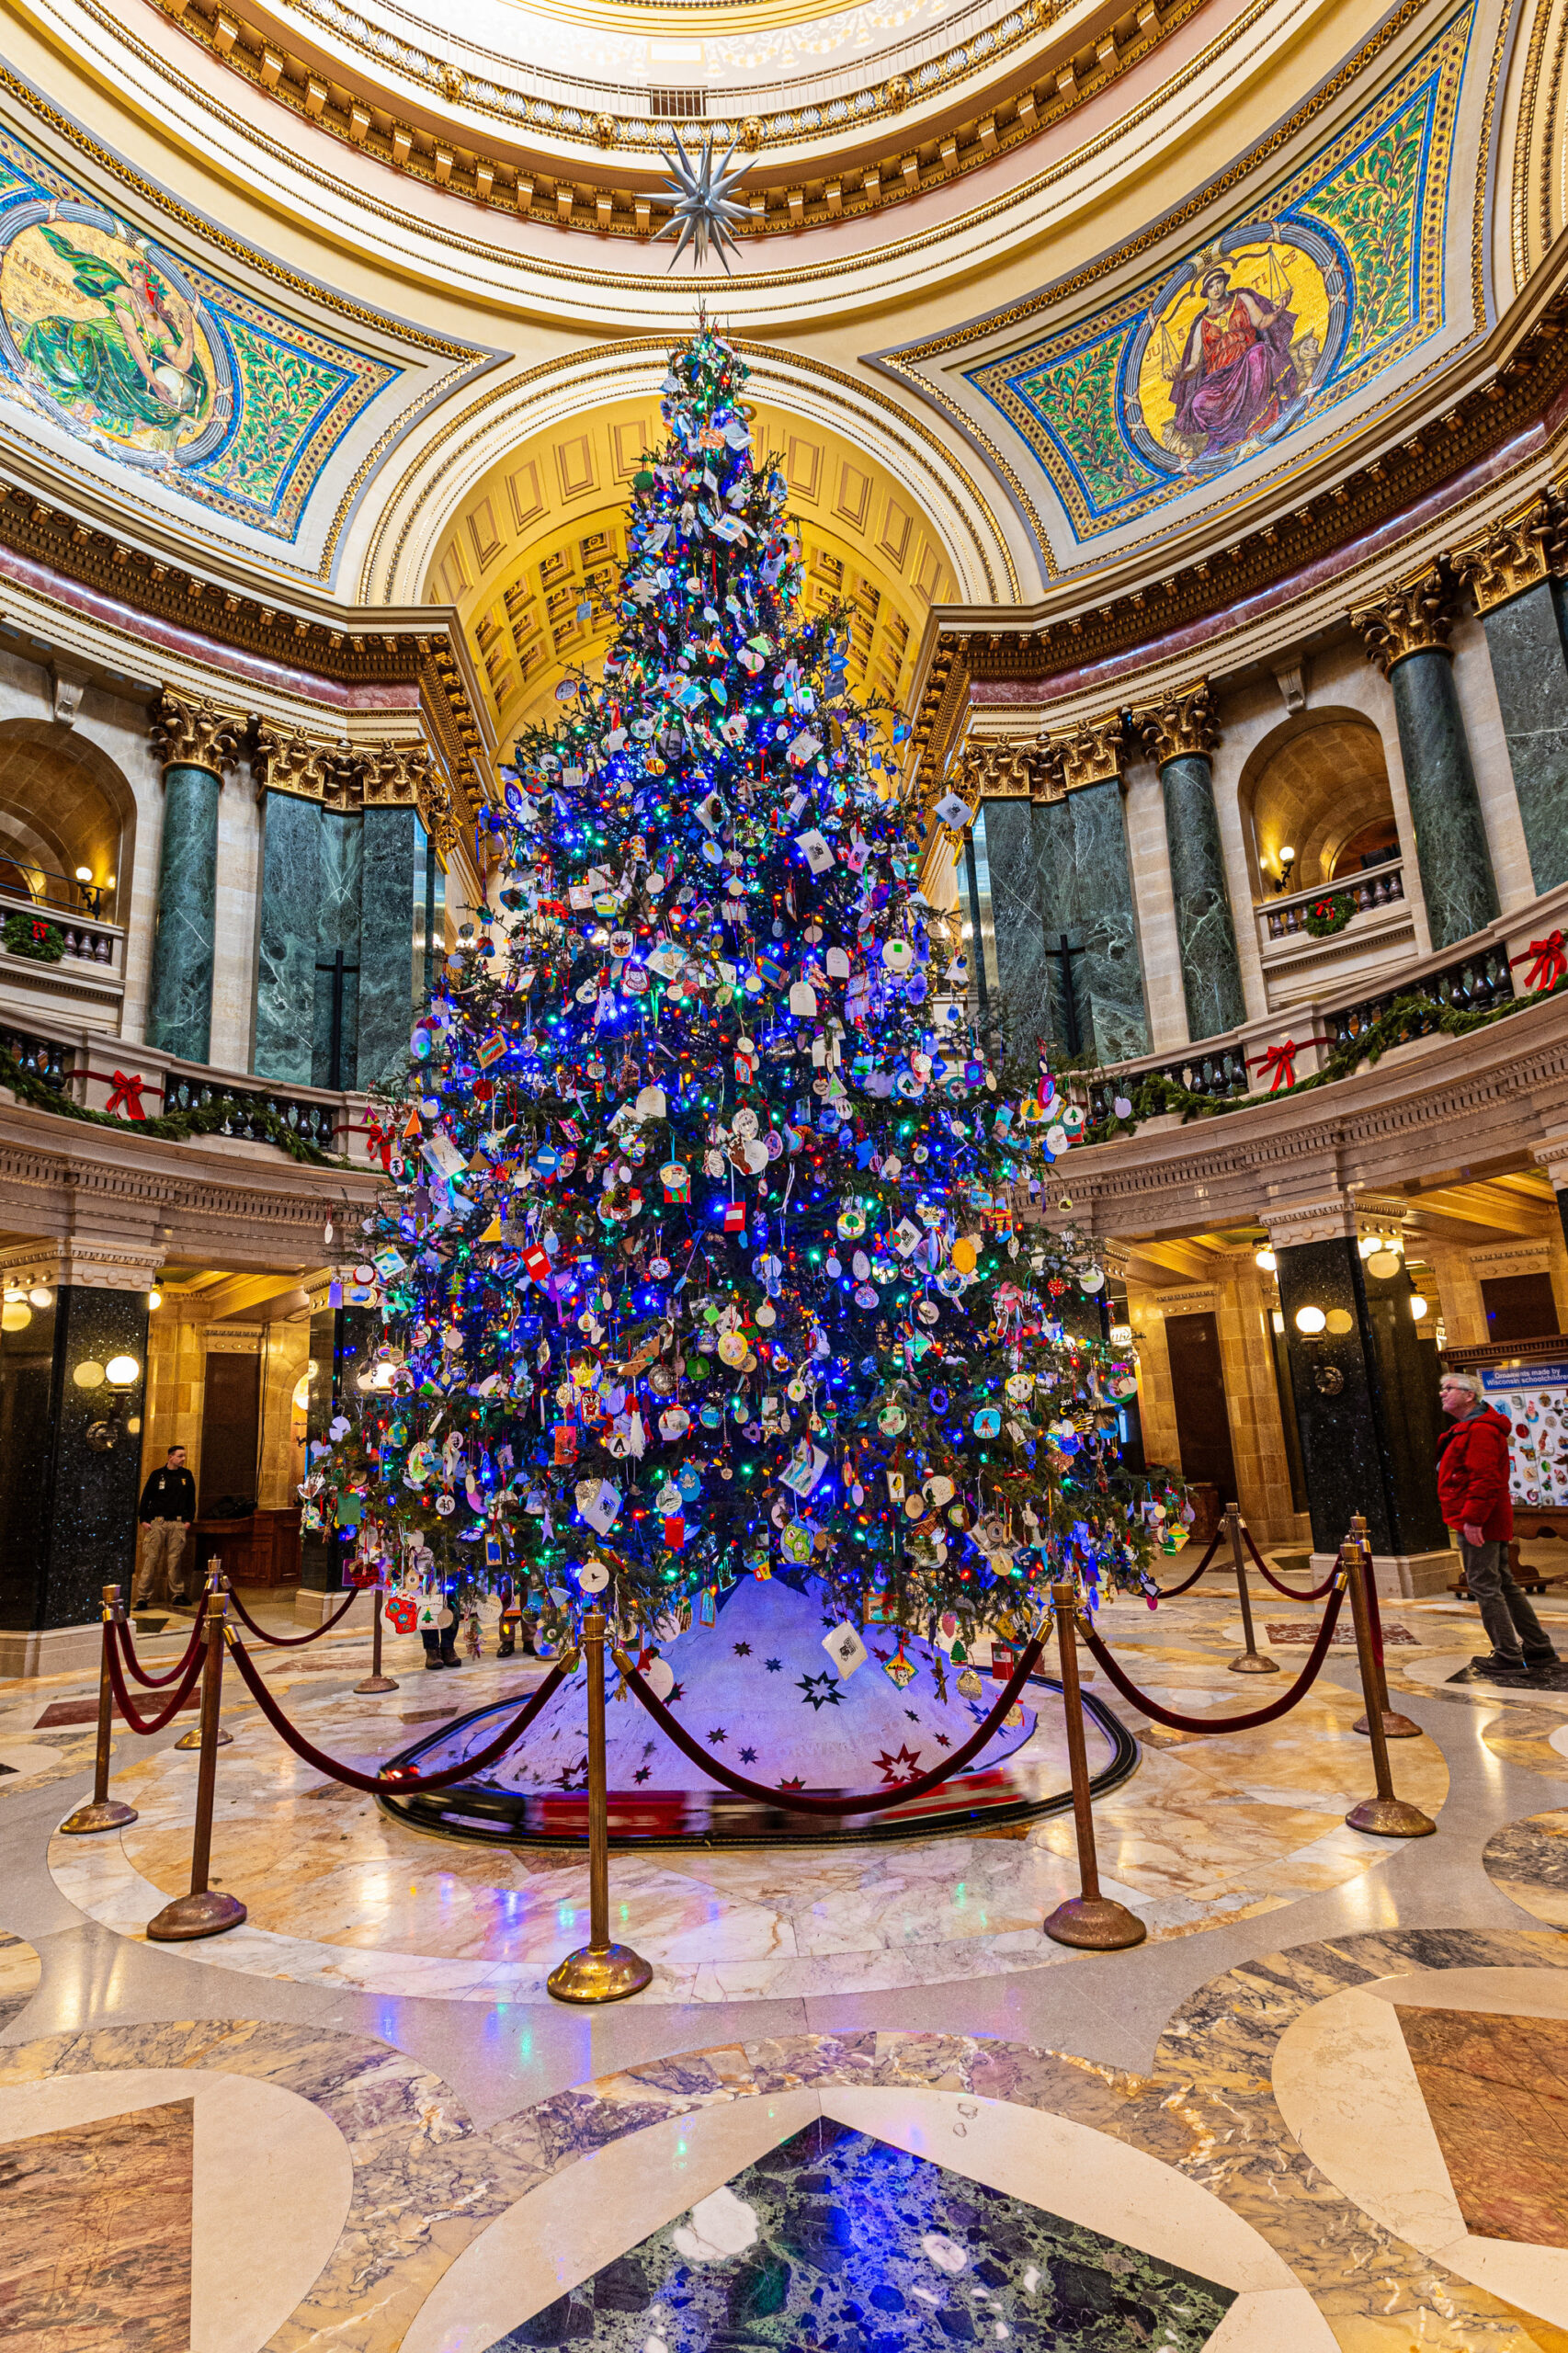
46 1639 1446 2006
253 788 322 1086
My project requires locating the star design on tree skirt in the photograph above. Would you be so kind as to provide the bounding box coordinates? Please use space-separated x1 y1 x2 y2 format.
873 1744 924 1783
653 132 750 276
904 1709 921 1723
553 1761 587 1790
709 1726 728 1744
739 1745 757 1762
733 1641 753 1656
633 1766 652 1783
935 1733 951 1747
797 1671 843 1711
765 1657 782 1672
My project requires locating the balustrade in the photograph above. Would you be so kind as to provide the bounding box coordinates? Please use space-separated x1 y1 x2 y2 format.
1260 860 1405 946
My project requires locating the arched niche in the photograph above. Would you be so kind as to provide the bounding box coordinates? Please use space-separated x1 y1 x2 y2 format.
0 722 136 926
1237 708 1398 898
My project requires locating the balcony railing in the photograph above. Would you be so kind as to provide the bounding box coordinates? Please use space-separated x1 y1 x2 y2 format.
1259 860 1406 946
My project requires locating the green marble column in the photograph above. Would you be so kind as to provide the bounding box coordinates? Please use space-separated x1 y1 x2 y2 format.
1160 753 1245 1041
1482 578 1568 892
1032 782 1150 1063
253 791 321 1086
358 803 418 1090
146 763 221 1063
977 797 1051 1045
313 811 363 1090
1388 649 1499 950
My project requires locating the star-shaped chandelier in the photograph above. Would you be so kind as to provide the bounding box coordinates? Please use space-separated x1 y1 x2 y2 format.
653 131 749 275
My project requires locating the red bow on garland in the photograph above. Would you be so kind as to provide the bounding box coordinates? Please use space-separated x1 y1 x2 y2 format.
106 1070 148 1120
365 1116 393 1172
1511 930 1567 993
1247 1036 1329 1092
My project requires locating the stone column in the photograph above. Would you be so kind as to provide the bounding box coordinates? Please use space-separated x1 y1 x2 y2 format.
359 745 429 1089
1462 505 1568 893
251 726 324 1086
1033 717 1150 1063
1266 1198 1449 1593
296 1269 376 1624
146 693 244 1063
958 741 1050 1043
1356 568 1499 950
0 1239 161 1675
1136 680 1244 1043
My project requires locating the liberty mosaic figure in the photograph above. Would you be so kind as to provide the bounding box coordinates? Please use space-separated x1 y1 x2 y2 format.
17 217 210 452
1164 243 1300 466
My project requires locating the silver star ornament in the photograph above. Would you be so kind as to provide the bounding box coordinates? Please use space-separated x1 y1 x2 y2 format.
653 131 750 276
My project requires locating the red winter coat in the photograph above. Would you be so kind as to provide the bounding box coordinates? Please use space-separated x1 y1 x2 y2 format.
1436 1405 1514 1541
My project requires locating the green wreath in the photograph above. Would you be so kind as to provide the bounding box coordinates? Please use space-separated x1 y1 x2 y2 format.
3 911 65 962
1301 890 1357 938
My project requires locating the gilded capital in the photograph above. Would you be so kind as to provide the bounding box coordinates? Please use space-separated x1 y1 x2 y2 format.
153 690 244 779
1135 679 1219 767
959 737 1040 802
1041 713 1125 793
1456 501 1555 616
1352 565 1453 674
251 728 370 807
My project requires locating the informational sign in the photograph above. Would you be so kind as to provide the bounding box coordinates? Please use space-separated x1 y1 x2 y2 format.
1478 1362 1568 1508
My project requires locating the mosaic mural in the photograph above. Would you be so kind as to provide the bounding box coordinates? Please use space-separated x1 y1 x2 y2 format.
969 2 1475 541
0 133 400 542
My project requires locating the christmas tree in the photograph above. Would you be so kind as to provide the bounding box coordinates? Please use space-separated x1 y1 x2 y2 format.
322 324 1171 1671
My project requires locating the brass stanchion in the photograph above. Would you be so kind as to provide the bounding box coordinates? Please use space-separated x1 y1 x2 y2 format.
59 1585 139 1836
1348 1513 1420 1739
1342 1540 1435 1838
354 1586 399 1695
1224 1502 1278 1674
547 1609 652 2003
1044 1580 1146 1950
176 1561 231 1749
147 1579 247 1940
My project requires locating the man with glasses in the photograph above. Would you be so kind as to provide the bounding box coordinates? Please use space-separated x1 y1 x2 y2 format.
1437 1370 1560 1676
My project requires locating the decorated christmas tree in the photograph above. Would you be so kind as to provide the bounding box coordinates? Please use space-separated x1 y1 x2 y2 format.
319 324 1172 1679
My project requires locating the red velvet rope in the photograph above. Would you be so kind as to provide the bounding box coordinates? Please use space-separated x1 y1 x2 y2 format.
1151 1528 1222 1599
615 1634 1046 1815
113 1603 209 1688
225 1634 569 1793
1077 1575 1348 1733
107 1620 210 1733
226 1585 359 1648
1243 1524 1340 1601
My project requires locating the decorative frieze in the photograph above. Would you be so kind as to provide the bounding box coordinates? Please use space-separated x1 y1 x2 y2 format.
1134 679 1219 767
152 690 244 779
1454 500 1557 615
251 727 457 852
1351 564 1454 673
1262 1196 1359 1248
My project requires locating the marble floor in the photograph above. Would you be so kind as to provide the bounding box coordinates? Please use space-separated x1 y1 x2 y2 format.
5 1568 1568 2349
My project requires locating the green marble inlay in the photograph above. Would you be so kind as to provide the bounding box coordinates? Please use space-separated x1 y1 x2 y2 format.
253 791 321 1086
484 2117 1234 2353
1390 648 1499 951
1483 579 1568 894
145 762 219 1063
1161 753 1245 1042
313 811 362 1090
358 805 418 1091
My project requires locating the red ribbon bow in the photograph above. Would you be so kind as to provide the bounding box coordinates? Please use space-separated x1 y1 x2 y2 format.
106 1070 147 1120
1248 1037 1328 1092
1513 930 1566 993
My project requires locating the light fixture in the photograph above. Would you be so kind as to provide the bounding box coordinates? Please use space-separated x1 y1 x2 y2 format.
1 1302 31 1332
147 1290 162 1310
72 1358 104 1388
1358 1233 1379 1259
291 1373 312 1412
104 1354 140 1390
1410 1294 1429 1320
1254 1246 1277 1272
74 865 92 884
27 1287 51 1307
1271 1309 1285 1335
1277 845 1297 892
1324 1308 1354 1336
1294 1304 1327 1335
1367 1249 1401 1279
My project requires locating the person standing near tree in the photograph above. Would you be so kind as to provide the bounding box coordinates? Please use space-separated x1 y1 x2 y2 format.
132 1444 197 1608
1437 1370 1561 1675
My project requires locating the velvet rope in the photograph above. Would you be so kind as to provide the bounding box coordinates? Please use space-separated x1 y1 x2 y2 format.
113 1602 209 1688
1151 1528 1222 1599
225 1635 570 1793
615 1634 1046 1815
225 1585 359 1648
1243 1523 1340 1601
1077 1575 1348 1734
107 1620 210 1734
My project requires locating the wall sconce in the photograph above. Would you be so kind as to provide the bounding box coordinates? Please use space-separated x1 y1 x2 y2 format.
1 1301 30 1332
82 1354 140 1449
1277 845 1296 892
147 1290 162 1310
1294 1304 1326 1334
1254 1246 1277 1272
73 1359 105 1389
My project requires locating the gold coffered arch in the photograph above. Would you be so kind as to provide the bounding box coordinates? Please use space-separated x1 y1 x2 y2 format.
430 394 958 767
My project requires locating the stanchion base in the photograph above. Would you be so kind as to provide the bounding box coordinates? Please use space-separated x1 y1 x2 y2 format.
174 1725 232 1750
546 1940 653 2003
146 1889 247 1941
59 1798 138 1836
1043 1896 1147 1950
1346 1796 1436 1838
1227 1652 1280 1675
1354 1710 1423 1739
354 1675 400 1694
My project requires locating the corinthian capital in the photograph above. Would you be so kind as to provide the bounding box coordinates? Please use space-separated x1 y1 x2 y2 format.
365 739 433 807
1040 712 1125 792
153 690 244 779
958 737 1039 802
1456 500 1555 616
251 727 369 806
1135 678 1219 767
1352 564 1454 674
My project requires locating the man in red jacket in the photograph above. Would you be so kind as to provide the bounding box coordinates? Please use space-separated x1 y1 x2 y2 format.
1437 1370 1560 1675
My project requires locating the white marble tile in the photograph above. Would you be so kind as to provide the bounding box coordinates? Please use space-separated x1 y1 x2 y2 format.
402 2090 822 2353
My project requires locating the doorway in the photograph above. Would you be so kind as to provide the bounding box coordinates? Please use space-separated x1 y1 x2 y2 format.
1165 1310 1239 1501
